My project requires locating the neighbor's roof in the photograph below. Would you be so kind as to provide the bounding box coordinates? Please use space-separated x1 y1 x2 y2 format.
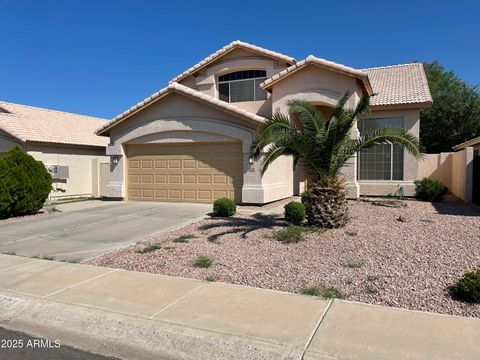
261 55 374 96
452 136 480 151
0 101 109 147
169 40 296 84
96 82 265 135
363 63 433 107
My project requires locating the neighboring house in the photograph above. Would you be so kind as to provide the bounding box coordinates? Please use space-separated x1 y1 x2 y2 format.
96 40 432 204
453 136 480 205
453 136 480 156
0 101 110 200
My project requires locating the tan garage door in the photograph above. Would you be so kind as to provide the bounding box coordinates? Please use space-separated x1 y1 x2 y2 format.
126 142 243 203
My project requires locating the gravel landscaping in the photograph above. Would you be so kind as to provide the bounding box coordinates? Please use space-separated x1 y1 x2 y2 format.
86 199 480 318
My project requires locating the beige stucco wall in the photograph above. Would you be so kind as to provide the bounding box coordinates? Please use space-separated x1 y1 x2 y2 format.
0 129 22 154
25 143 108 200
271 66 362 114
105 92 293 204
452 148 474 202
358 108 421 197
418 153 453 185
418 148 473 202
269 65 364 197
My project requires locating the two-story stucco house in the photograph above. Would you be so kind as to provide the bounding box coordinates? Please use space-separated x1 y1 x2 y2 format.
96 41 432 204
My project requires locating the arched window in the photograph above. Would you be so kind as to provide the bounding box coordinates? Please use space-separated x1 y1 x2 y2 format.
218 70 267 103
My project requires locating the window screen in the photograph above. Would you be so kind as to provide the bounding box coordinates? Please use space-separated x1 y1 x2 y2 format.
218 70 267 102
358 117 405 181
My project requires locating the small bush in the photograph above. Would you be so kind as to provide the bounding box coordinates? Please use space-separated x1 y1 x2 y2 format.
450 269 480 303
344 259 364 268
300 287 321 296
365 285 379 295
173 234 196 243
194 255 213 268
212 198 236 217
284 201 305 225
414 178 448 202
300 285 344 299
0 146 52 219
273 225 304 243
136 243 161 254
300 191 310 205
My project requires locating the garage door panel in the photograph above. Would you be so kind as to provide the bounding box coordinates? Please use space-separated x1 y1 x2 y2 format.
127 142 242 203
155 189 167 199
141 188 154 198
183 190 196 200
141 174 154 184
167 174 180 184
168 159 181 169
168 189 182 199
155 174 167 184
154 160 167 169
129 174 140 184
184 175 196 184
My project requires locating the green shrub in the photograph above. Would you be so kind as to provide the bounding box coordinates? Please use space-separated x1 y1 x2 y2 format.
212 197 236 217
300 286 321 296
414 178 448 202
173 234 196 243
300 285 345 299
301 191 310 205
193 255 213 268
0 146 52 219
273 225 304 243
136 243 161 254
284 201 306 225
450 269 480 303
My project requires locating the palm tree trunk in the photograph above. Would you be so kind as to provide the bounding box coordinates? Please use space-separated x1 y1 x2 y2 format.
305 185 349 228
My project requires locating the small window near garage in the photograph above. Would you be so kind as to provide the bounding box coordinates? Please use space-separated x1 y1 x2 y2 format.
218 70 267 103
357 117 405 181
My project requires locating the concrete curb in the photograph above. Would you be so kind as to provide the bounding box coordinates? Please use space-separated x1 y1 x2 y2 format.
0 291 302 360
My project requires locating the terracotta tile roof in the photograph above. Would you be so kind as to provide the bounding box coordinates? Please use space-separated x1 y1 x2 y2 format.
96 82 265 135
363 63 432 106
0 101 109 147
169 40 296 84
261 55 374 95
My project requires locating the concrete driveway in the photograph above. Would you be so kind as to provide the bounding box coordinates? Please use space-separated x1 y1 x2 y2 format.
0 201 210 261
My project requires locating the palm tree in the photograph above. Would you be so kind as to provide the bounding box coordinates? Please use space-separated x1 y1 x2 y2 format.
251 95 421 228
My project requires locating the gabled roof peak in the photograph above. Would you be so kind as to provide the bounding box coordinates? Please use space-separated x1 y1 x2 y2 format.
261 55 372 95
170 40 296 84
96 82 265 136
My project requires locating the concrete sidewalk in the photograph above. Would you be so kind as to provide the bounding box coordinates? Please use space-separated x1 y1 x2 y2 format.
0 255 479 359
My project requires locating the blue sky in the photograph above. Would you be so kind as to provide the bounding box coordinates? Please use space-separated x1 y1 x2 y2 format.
1 0 479 118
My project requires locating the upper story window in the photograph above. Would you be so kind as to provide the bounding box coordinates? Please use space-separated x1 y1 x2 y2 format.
218 70 267 103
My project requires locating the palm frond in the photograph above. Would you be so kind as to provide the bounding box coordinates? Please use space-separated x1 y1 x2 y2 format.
355 128 423 159
287 99 327 137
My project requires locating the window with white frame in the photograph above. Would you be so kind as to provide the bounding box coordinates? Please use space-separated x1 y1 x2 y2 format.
357 117 405 181
218 70 267 103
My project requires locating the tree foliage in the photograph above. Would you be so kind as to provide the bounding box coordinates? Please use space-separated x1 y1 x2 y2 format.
421 61 480 153
0 146 52 219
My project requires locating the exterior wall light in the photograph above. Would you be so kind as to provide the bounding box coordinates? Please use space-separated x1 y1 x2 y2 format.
111 155 121 164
